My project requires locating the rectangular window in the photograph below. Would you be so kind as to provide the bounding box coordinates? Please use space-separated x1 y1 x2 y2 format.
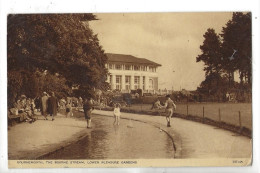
134 76 140 89
149 67 156 72
115 64 122 70
134 65 140 71
125 76 131 90
115 75 122 90
149 78 154 89
109 75 112 85
109 64 113 69
143 77 145 90
125 65 131 70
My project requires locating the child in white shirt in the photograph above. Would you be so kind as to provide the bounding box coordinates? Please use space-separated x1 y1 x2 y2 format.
113 103 121 125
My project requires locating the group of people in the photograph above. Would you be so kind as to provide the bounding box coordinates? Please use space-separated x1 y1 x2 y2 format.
38 91 59 121
151 95 177 127
38 92 83 120
9 95 37 123
8 92 59 124
9 91 176 129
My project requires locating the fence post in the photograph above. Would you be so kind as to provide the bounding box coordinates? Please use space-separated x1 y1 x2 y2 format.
218 108 221 122
203 106 205 123
186 104 188 116
239 111 242 128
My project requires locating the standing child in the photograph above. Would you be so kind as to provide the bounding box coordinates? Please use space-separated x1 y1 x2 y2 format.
113 103 121 125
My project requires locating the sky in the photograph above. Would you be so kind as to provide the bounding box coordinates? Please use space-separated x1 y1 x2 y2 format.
89 12 233 91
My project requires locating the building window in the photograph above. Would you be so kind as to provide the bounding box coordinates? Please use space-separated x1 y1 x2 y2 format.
143 77 145 90
134 65 140 71
125 64 131 70
109 64 113 69
115 64 122 70
116 75 122 90
149 67 156 72
134 76 140 89
109 75 112 85
149 78 154 89
125 76 131 90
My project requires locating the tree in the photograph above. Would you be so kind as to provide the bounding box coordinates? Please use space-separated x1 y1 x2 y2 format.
196 12 252 102
197 73 230 101
8 14 108 107
7 70 23 107
221 12 252 85
35 70 72 99
197 28 223 75
196 28 223 95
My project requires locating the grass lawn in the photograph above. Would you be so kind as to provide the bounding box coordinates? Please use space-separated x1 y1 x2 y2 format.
127 102 252 130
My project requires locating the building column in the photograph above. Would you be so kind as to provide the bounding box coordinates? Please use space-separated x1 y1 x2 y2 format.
111 75 116 90
122 75 126 90
130 75 134 90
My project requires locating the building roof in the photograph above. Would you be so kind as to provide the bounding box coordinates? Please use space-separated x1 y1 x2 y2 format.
106 53 161 67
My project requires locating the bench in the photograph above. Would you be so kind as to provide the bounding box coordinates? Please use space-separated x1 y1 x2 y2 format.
8 114 21 126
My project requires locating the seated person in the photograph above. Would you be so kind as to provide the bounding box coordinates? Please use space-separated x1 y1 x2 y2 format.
151 99 162 110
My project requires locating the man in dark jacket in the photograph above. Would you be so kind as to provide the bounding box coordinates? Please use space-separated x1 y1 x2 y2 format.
48 92 58 121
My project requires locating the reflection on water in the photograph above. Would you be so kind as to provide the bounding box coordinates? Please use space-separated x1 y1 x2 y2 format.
42 114 175 159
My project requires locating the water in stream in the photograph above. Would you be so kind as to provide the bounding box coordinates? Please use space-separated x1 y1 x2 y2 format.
42 113 175 159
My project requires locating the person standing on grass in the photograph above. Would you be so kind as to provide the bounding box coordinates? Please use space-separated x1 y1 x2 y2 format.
164 94 176 127
41 92 49 120
113 103 121 125
83 97 94 128
48 92 58 121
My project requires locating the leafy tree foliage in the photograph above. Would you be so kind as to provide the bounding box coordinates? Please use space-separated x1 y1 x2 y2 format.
197 12 252 101
221 12 252 85
196 29 223 96
197 28 222 76
197 73 229 99
34 71 72 99
8 14 108 107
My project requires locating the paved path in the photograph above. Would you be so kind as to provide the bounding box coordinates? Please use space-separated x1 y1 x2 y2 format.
8 113 88 159
92 110 252 159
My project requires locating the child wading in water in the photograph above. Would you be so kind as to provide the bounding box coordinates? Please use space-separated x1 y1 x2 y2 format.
113 103 121 125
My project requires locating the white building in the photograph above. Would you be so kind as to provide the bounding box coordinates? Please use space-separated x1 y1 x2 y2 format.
106 53 161 93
